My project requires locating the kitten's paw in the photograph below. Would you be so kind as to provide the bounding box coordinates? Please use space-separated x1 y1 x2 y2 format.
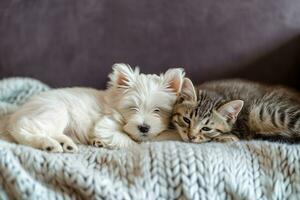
52 134 78 153
91 138 104 148
214 135 239 143
42 139 63 153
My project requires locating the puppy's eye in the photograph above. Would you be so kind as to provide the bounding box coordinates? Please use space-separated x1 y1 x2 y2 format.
154 108 160 113
201 127 212 132
183 117 190 124
130 107 139 112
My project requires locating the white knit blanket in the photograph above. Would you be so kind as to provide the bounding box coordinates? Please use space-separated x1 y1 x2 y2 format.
0 78 300 200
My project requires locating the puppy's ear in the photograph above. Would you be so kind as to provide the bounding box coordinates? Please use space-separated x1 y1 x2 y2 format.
109 63 139 88
181 78 197 102
163 68 185 94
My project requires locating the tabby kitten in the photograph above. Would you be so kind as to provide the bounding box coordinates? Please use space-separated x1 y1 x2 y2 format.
172 78 300 143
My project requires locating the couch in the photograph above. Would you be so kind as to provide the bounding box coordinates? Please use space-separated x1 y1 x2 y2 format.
1 0 299 89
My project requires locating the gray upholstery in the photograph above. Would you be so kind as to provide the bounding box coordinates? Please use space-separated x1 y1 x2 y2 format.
0 0 300 89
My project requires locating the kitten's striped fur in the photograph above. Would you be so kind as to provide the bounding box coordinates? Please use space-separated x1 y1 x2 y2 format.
172 79 300 143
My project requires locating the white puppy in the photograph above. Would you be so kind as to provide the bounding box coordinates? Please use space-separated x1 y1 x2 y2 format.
4 64 184 152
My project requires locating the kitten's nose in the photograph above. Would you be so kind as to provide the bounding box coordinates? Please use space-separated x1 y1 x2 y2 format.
188 135 196 141
138 124 150 133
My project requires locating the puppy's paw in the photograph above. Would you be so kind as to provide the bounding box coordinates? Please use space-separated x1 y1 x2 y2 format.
60 142 78 153
42 139 63 153
51 134 78 153
91 138 104 148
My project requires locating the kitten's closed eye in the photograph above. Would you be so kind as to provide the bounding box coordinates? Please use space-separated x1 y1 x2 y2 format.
183 117 191 124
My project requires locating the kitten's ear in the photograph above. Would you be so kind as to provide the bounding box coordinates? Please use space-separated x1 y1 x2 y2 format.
109 63 139 88
163 68 185 94
181 78 197 102
217 100 244 122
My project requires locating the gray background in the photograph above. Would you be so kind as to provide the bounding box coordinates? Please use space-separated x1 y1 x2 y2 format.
0 0 299 89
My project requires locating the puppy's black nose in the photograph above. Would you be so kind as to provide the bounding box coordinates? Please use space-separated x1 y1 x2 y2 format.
138 124 150 133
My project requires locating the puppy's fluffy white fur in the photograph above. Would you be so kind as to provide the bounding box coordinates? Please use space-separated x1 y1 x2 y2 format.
4 64 184 152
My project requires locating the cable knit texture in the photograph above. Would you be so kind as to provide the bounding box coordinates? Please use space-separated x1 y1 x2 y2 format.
0 78 300 200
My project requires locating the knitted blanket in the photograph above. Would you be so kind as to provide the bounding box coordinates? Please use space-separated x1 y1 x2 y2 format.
0 78 300 200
